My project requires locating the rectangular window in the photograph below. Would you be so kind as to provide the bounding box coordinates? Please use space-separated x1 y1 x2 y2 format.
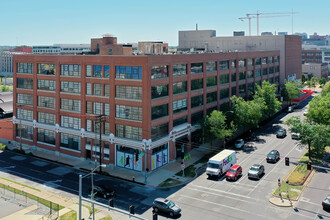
105 104 110 116
220 60 229 70
191 63 203 74
17 94 33 105
255 58 261 66
86 101 92 114
263 68 268 76
247 58 253 67
231 86 236 96
116 86 142 100
173 64 187 77
269 77 274 84
17 63 33 74
37 129 55 145
16 125 33 140
268 57 273 64
93 102 103 115
93 84 102 96
269 67 274 74
17 109 33 121
116 105 142 121
239 72 246 81
116 66 142 80
191 111 203 125
61 64 81 76
231 73 236 82
93 65 102 78
220 74 229 84
191 79 203 90
255 69 261 77
116 124 142 141
61 116 81 130
104 65 110 78
262 57 267 65
173 99 187 113
275 76 279 83
152 85 168 99
275 66 279 73
151 65 168 79
247 70 254 79
239 85 246 94
86 65 92 77
206 62 217 72
173 81 187 94
38 96 55 109
274 56 279 63
191 95 203 108
38 112 56 125
220 88 229 99
61 99 81 112
86 83 92 95
206 76 217 87
206 91 217 103
17 78 33 90
38 80 56 91
38 64 56 75
151 123 168 140
173 116 187 127
104 85 110 97
231 60 236 69
239 59 245 68
152 104 168 120
61 81 81 94
60 133 81 151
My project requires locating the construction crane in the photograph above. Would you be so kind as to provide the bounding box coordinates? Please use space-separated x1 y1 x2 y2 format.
238 15 256 36
245 10 298 35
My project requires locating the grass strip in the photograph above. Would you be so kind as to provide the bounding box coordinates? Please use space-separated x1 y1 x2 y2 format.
175 164 196 178
158 178 182 187
60 210 77 220
0 177 41 192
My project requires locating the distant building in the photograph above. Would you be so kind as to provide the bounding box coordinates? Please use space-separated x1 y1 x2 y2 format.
302 50 323 64
0 92 13 118
178 29 302 84
261 32 273 36
91 34 132 55
0 51 26 77
302 45 330 69
294 32 308 40
33 44 90 54
138 42 168 55
10 46 32 53
278 32 288 36
302 63 328 79
233 31 245 36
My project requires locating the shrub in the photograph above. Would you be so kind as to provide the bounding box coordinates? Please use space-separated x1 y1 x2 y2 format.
0 143 7 150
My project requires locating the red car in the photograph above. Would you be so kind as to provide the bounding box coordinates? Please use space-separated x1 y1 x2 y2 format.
226 165 242 181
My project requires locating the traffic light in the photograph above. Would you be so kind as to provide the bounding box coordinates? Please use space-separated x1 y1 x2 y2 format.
109 199 114 207
307 162 312 170
135 153 139 162
285 157 289 166
129 205 135 215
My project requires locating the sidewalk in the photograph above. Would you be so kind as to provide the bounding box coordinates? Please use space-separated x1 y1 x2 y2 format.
0 137 214 188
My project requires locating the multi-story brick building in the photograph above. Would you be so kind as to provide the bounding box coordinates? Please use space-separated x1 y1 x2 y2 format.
13 50 280 174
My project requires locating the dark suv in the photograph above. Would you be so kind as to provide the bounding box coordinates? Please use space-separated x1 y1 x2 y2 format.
267 150 280 163
248 164 265 180
276 128 287 138
89 183 115 199
153 198 181 217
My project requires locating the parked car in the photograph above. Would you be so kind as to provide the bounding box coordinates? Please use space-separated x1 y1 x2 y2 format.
322 195 330 211
276 128 287 138
88 182 115 199
248 164 265 180
153 198 181 217
266 150 280 163
226 165 242 181
291 132 301 140
234 139 245 149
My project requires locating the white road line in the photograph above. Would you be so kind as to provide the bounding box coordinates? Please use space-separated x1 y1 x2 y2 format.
180 194 273 219
238 150 257 165
249 144 299 193
190 183 253 199
187 187 254 203
298 200 322 207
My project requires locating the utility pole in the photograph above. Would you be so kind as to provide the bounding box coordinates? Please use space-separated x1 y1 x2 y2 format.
96 115 106 173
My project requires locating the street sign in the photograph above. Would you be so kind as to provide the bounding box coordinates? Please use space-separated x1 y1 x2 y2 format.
181 164 185 169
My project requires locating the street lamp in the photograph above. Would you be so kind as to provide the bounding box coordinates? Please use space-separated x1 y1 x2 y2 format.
79 164 106 220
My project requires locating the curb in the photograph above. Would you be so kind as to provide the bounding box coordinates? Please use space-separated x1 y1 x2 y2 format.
269 197 293 207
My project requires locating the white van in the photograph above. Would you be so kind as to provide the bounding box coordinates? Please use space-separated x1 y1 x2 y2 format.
206 150 236 178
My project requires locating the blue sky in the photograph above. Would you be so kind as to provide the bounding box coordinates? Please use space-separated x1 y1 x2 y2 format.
1 0 328 46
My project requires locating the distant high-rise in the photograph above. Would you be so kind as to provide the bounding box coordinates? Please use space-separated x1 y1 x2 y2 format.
261 32 273 36
233 31 245 36
278 32 288 36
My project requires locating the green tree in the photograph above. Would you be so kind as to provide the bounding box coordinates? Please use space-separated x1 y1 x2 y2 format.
285 116 330 160
307 93 330 125
321 81 330 96
310 77 318 91
198 117 215 144
254 81 282 119
285 80 300 103
207 110 234 146
231 95 264 129
319 78 326 87
301 73 306 83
